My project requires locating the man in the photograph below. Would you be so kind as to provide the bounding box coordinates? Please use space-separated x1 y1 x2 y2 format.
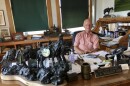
74 19 99 54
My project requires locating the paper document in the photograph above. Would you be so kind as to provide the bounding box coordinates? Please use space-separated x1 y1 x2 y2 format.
101 41 118 47
67 63 81 74
101 36 123 47
91 50 109 57
66 51 109 73
100 37 113 40
112 36 123 42
82 56 102 64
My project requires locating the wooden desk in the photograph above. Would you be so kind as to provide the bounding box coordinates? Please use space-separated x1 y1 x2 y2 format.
66 70 130 86
1 70 130 86
0 36 72 49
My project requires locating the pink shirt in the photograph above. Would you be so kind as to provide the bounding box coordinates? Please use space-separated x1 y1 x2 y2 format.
74 31 99 52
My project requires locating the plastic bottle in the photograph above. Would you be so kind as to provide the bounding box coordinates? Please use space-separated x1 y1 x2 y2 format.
114 55 117 66
68 49 75 63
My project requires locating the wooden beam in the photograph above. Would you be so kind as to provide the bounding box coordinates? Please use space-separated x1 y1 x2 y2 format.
5 0 16 34
55 0 61 32
46 0 53 31
89 0 92 21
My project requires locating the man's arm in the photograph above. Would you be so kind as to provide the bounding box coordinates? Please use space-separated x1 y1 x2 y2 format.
90 47 99 53
92 35 100 52
74 46 85 54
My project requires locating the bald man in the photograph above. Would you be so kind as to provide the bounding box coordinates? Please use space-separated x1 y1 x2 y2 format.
74 19 99 54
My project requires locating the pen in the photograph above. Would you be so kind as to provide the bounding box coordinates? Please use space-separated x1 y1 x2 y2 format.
78 54 83 59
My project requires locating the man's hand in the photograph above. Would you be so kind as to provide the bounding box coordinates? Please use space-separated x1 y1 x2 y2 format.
74 46 99 54
74 46 86 54
78 50 86 54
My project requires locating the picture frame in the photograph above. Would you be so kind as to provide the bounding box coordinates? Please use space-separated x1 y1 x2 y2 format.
0 10 6 26
115 0 130 12
0 28 10 37
3 36 12 42
12 32 24 41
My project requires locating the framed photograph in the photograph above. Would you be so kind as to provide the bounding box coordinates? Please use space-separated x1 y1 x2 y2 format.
3 36 12 42
0 10 6 26
12 32 24 41
115 0 130 12
0 28 10 37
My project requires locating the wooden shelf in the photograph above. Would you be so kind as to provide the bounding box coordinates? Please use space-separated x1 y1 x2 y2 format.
0 36 72 48
0 36 72 56
93 17 130 33
93 17 130 47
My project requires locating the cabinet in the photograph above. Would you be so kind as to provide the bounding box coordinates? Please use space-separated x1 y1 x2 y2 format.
93 17 130 47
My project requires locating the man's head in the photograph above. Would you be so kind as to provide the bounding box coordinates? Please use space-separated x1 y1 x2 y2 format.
83 19 92 33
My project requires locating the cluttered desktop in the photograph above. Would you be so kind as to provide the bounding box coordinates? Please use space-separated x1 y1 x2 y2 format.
1 34 130 86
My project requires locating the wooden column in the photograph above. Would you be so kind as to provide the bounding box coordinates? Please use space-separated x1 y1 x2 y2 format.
55 0 61 32
46 0 53 31
89 0 92 21
5 0 16 34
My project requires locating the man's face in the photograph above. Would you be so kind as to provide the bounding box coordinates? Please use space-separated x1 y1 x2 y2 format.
83 20 92 33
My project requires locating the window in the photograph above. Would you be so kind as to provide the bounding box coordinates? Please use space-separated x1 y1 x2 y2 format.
11 0 49 32
60 0 89 29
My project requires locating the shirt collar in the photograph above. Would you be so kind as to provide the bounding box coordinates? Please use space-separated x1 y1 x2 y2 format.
83 31 92 36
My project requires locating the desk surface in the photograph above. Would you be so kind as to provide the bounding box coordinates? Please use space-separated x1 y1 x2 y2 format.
1 70 130 86
66 71 130 86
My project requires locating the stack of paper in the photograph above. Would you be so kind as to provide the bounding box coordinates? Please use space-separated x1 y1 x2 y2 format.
101 41 119 47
